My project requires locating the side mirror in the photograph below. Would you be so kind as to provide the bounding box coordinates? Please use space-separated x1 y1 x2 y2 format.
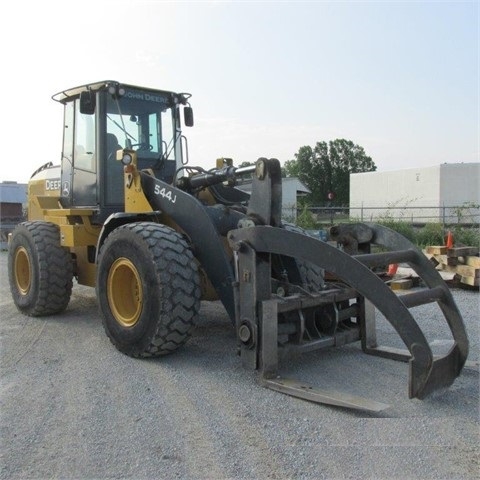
184 106 194 127
80 91 96 115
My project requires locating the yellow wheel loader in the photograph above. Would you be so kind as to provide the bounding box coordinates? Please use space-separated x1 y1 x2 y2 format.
8 81 469 412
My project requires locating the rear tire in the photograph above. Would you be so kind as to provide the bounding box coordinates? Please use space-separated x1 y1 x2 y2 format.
96 222 201 357
8 221 73 316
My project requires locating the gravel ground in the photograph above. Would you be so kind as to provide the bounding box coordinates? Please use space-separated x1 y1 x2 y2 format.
0 250 478 480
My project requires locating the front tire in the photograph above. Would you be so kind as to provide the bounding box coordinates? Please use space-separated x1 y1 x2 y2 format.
96 222 201 357
8 221 73 316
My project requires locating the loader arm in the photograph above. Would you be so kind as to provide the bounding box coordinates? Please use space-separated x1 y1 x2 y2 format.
140 172 238 319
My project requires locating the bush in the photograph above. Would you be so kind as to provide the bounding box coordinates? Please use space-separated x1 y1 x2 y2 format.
296 205 318 230
415 223 444 247
451 226 480 247
377 220 416 243
375 221 479 248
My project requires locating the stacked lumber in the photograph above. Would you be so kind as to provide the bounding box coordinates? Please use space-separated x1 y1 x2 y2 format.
426 246 480 287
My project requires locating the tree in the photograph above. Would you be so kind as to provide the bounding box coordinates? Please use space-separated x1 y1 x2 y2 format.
283 139 376 205
282 159 300 178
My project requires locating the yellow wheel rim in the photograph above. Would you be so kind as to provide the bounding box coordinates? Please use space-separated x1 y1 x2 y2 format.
107 258 143 328
14 247 31 295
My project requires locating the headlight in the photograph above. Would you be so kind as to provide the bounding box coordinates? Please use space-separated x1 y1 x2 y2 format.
121 153 133 165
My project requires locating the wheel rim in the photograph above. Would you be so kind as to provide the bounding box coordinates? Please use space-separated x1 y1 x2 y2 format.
14 246 31 295
107 258 143 327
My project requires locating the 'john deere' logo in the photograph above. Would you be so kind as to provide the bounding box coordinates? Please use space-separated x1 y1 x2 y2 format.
62 181 70 196
46 179 61 191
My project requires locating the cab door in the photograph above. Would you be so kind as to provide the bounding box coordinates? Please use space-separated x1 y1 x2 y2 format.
60 99 97 207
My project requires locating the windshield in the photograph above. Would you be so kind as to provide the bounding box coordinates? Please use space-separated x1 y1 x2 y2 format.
105 88 177 162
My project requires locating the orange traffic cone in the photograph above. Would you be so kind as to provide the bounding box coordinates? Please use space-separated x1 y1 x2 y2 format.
446 231 454 249
387 264 398 276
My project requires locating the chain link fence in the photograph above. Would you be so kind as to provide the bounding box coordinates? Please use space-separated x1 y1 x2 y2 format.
283 203 480 227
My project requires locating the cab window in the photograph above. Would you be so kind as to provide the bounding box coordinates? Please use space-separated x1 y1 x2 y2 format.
74 100 96 171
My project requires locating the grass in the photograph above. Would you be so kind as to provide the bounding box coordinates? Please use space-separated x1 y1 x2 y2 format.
296 216 480 249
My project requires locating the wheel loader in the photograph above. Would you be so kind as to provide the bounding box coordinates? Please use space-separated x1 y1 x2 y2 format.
8 80 469 412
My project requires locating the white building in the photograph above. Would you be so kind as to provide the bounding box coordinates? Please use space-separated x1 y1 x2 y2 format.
350 163 480 224
281 177 311 221
237 177 310 221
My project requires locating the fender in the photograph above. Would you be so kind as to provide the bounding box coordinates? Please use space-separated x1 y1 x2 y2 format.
95 211 162 263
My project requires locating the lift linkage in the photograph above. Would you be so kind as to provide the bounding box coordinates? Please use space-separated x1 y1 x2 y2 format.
223 159 468 412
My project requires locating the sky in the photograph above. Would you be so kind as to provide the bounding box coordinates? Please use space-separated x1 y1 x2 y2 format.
1 0 478 183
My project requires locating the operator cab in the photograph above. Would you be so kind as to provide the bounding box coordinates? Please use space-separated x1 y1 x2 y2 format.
53 80 193 223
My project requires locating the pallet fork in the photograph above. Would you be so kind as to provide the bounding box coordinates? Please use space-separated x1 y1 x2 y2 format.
226 160 469 412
